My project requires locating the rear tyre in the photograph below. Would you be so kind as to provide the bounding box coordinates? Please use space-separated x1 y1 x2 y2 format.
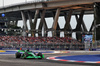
37 52 43 59
16 52 21 58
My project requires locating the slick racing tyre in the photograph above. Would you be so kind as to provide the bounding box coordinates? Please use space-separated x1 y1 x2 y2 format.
16 52 21 58
37 52 43 59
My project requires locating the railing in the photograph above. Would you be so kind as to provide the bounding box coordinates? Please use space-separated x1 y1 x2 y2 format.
0 35 84 50
0 0 67 8
0 0 55 8
0 41 84 50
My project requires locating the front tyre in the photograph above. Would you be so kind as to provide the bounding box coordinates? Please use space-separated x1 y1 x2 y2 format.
15 52 21 58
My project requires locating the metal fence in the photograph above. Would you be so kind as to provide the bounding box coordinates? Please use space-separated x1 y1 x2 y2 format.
2 40 100 50
1 38 100 50
0 40 84 50
95 41 100 49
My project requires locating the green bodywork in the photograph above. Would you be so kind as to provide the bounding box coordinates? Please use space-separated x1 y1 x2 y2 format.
17 50 44 59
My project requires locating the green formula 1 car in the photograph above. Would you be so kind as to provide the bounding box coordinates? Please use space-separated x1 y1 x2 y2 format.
15 50 44 59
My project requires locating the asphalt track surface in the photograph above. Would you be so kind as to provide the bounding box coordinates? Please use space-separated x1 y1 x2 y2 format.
0 51 100 66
